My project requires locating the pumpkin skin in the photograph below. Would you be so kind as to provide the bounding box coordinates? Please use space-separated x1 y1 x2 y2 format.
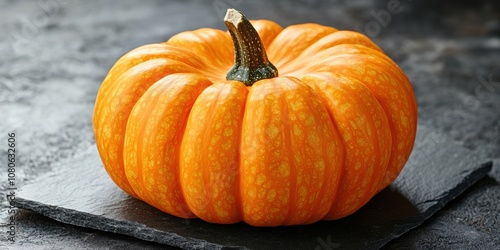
93 10 417 226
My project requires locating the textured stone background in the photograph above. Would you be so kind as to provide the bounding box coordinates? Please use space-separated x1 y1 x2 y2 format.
0 0 499 249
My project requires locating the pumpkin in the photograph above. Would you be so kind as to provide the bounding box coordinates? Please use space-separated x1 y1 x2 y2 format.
93 9 417 226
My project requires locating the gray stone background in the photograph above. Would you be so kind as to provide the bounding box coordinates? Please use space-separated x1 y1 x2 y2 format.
0 0 499 249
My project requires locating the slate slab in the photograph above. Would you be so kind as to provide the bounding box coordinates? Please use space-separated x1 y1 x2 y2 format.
15 125 492 250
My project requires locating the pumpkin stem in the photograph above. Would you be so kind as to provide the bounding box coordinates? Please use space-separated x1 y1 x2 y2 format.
224 9 278 86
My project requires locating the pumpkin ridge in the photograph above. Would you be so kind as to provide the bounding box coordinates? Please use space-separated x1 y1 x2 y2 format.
281 44 387 76
95 59 198 197
279 79 297 225
97 44 207 99
297 80 341 224
124 73 212 218
223 81 248 223
167 28 233 73
282 31 383 72
124 44 206 69
298 72 393 219
298 45 406 77
341 75 392 197
96 61 187 140
235 82 248 223
268 23 337 69
201 86 224 222
126 84 161 202
132 79 182 205
96 58 201 115
300 76 348 218
180 81 247 223
240 78 296 225
331 75 389 218
296 76 346 223
315 56 416 191
173 76 215 218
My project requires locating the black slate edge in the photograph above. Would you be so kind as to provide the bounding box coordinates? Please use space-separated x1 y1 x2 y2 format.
348 162 493 250
378 161 493 248
13 199 246 250
14 162 492 250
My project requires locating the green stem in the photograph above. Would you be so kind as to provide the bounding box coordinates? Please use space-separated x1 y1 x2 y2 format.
224 9 278 86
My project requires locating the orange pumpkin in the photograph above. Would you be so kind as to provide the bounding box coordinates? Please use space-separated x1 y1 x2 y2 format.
93 9 417 226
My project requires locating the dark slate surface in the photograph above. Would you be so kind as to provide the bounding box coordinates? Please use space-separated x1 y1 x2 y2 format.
13 126 493 249
1 0 499 249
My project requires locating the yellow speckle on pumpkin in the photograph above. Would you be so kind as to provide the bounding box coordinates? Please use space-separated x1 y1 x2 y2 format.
343 133 352 141
315 160 325 171
299 186 307 197
400 114 408 126
248 188 257 198
210 134 221 145
250 165 257 174
361 177 369 188
357 138 366 146
340 103 351 113
355 162 362 170
266 189 276 202
215 122 222 130
146 182 154 192
308 132 320 146
293 125 302 136
103 126 111 139
267 125 279 139
278 163 290 177
305 115 314 126
390 78 398 86
223 128 233 137
158 184 167 192
294 153 303 163
215 207 229 218
356 117 365 127
298 112 306 120
353 66 365 74
289 100 304 111
256 173 266 185
221 141 231 151
349 120 358 129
